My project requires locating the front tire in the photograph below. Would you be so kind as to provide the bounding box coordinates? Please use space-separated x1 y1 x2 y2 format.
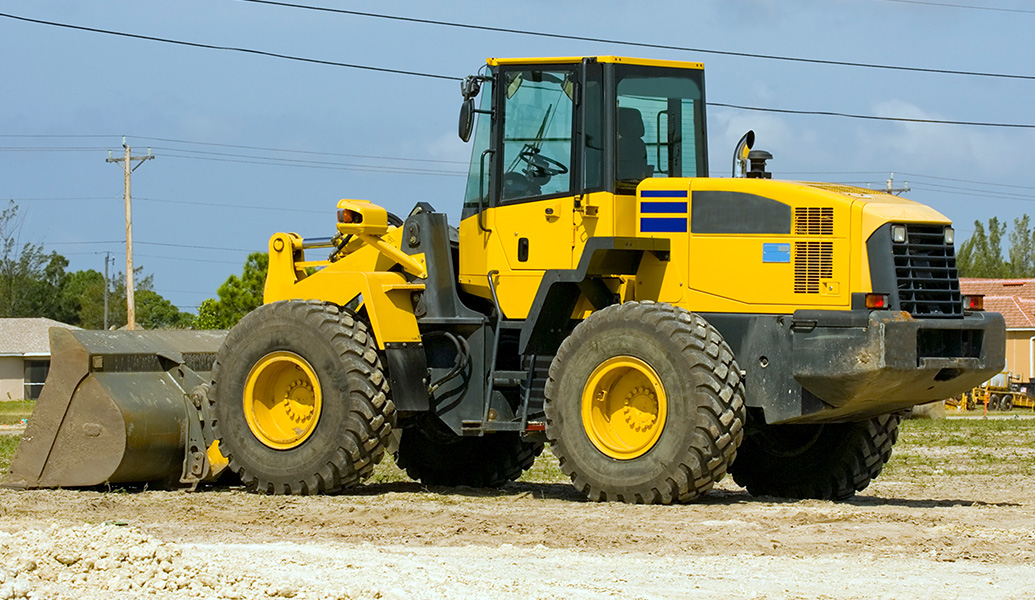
730 414 900 500
545 302 745 504
211 300 396 495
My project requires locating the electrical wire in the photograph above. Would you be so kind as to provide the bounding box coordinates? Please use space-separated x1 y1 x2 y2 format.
2 11 1033 129
45 240 254 252
237 0 1035 82
158 151 467 176
0 11 460 81
876 0 1035 14
134 196 329 214
138 136 469 165
709 102 1035 129
153 147 467 176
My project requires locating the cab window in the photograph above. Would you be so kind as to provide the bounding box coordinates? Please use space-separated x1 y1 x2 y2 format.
462 78 494 218
615 67 705 194
499 69 576 203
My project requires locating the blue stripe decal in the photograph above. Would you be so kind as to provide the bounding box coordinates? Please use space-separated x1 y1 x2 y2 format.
762 243 791 263
640 201 688 214
641 217 688 233
640 189 689 198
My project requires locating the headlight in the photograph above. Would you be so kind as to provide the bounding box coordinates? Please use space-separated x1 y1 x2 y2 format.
891 224 907 244
944 226 954 245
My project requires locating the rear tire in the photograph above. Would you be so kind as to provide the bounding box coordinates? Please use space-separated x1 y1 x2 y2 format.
395 417 543 487
730 414 899 500
545 302 745 504
211 300 396 495
988 394 1001 411
1000 395 1013 411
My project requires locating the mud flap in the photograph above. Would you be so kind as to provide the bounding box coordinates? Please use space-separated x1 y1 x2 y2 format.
1 328 226 489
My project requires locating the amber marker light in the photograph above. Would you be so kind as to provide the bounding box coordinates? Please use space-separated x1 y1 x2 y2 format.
962 295 984 311
865 293 891 309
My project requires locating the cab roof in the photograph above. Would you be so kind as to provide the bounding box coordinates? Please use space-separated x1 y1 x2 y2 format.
485 56 704 70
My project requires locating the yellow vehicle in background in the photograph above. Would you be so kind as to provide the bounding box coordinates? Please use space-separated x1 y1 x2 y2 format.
952 372 1035 411
5 56 1006 503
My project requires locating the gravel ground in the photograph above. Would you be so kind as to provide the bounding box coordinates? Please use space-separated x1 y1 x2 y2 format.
1 417 1034 599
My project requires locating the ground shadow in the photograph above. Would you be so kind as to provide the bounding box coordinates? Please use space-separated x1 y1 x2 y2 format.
26 480 1022 509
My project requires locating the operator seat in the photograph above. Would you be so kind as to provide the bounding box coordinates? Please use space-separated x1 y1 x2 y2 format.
617 107 651 182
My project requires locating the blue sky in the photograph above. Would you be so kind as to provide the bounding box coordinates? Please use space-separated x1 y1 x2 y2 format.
2 0 1033 314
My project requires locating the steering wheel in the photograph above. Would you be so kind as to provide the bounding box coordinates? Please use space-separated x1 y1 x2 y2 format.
518 147 568 177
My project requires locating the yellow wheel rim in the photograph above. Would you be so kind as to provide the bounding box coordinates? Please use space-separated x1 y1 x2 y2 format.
243 351 322 450
581 356 667 460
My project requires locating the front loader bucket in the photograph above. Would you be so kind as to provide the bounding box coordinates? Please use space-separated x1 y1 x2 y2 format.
2 327 226 489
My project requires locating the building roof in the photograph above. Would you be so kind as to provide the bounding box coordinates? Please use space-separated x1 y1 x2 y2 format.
0 318 80 356
959 278 1035 329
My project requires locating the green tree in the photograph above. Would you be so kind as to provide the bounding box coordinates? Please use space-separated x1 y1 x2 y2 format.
957 217 1008 278
195 251 268 329
1008 214 1035 278
105 269 195 330
0 201 70 319
58 269 108 328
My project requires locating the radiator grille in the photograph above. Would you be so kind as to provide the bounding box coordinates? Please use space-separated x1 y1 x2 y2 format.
794 207 834 235
894 225 962 317
794 241 833 294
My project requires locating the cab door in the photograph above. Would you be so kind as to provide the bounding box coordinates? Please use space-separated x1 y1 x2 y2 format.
459 65 579 316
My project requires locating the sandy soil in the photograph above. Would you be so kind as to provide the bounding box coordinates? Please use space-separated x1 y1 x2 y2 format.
1 420 1034 599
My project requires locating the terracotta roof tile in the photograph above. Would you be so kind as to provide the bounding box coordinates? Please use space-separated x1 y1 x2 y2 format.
960 278 1035 329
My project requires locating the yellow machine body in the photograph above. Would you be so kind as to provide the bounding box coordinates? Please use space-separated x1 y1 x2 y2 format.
457 177 951 320
6 56 1004 501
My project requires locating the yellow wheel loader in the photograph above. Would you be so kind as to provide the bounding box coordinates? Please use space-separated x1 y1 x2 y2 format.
4 56 1005 503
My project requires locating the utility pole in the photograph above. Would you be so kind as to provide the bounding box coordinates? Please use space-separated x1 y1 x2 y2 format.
103 252 113 330
885 172 910 196
106 137 153 330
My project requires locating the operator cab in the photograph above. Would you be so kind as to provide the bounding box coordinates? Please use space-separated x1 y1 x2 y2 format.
459 56 709 221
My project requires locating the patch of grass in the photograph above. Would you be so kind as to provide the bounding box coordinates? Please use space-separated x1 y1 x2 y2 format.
367 454 411 484
0 400 35 425
883 417 1035 478
517 446 566 484
899 417 1035 447
0 434 20 474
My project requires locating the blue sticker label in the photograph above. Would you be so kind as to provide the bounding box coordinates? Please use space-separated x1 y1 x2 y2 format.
762 243 791 263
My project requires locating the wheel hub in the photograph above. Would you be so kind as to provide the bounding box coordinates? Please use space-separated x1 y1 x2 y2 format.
581 356 667 460
622 386 659 432
243 351 322 450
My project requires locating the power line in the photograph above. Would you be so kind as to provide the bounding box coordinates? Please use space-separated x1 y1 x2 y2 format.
138 136 469 165
237 0 1035 82
896 172 1035 191
0 11 459 81
0 134 116 138
134 196 328 214
136 240 255 252
2 11 1033 129
135 253 248 266
152 146 466 175
158 151 467 176
45 240 254 252
709 102 1035 129
3 196 115 202
876 0 1035 14
0 146 110 152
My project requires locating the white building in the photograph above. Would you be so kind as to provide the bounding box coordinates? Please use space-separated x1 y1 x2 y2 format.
0 318 80 401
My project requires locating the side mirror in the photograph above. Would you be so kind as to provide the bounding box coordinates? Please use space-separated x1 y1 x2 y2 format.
458 99 475 142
